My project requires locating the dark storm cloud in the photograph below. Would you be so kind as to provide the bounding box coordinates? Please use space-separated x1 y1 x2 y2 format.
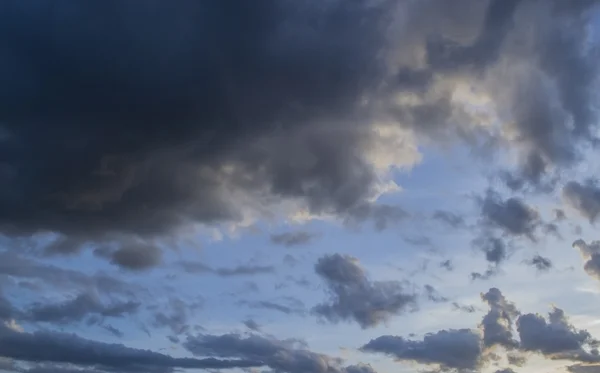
517 307 599 362
563 181 600 223
525 254 553 272
573 239 600 282
0 323 262 371
361 329 483 371
0 0 398 243
479 192 540 238
25 292 139 324
185 332 376 373
270 231 318 247
0 0 594 250
480 288 520 350
179 261 275 277
313 254 417 329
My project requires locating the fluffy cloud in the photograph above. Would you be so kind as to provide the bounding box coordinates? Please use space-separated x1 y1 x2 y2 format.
480 288 520 349
479 192 540 239
313 254 417 328
517 307 599 362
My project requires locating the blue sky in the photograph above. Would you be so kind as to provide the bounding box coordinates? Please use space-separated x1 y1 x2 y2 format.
0 1 600 373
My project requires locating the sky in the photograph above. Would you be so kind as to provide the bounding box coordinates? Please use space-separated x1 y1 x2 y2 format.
0 1 600 373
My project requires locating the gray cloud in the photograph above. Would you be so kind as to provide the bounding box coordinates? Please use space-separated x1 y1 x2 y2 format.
243 319 261 332
433 211 466 229
313 254 417 328
563 181 600 223
568 364 600 373
507 353 527 367
424 285 448 303
97 243 163 271
239 299 305 316
480 288 520 350
452 302 477 314
473 236 509 266
270 231 318 247
525 255 553 272
573 239 600 281
471 267 498 281
185 332 375 373
0 251 138 297
0 323 261 372
361 329 483 371
480 192 540 238
495 369 517 373
0 0 594 263
179 261 275 277
440 260 454 271
152 297 202 335
517 307 599 362
25 292 139 324
102 324 124 338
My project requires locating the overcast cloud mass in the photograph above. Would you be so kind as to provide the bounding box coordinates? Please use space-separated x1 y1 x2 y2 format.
0 1 600 372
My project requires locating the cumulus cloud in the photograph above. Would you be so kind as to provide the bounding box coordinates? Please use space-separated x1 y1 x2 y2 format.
479 192 540 239
270 231 318 247
480 288 520 349
517 307 599 362
361 329 483 371
313 254 417 328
